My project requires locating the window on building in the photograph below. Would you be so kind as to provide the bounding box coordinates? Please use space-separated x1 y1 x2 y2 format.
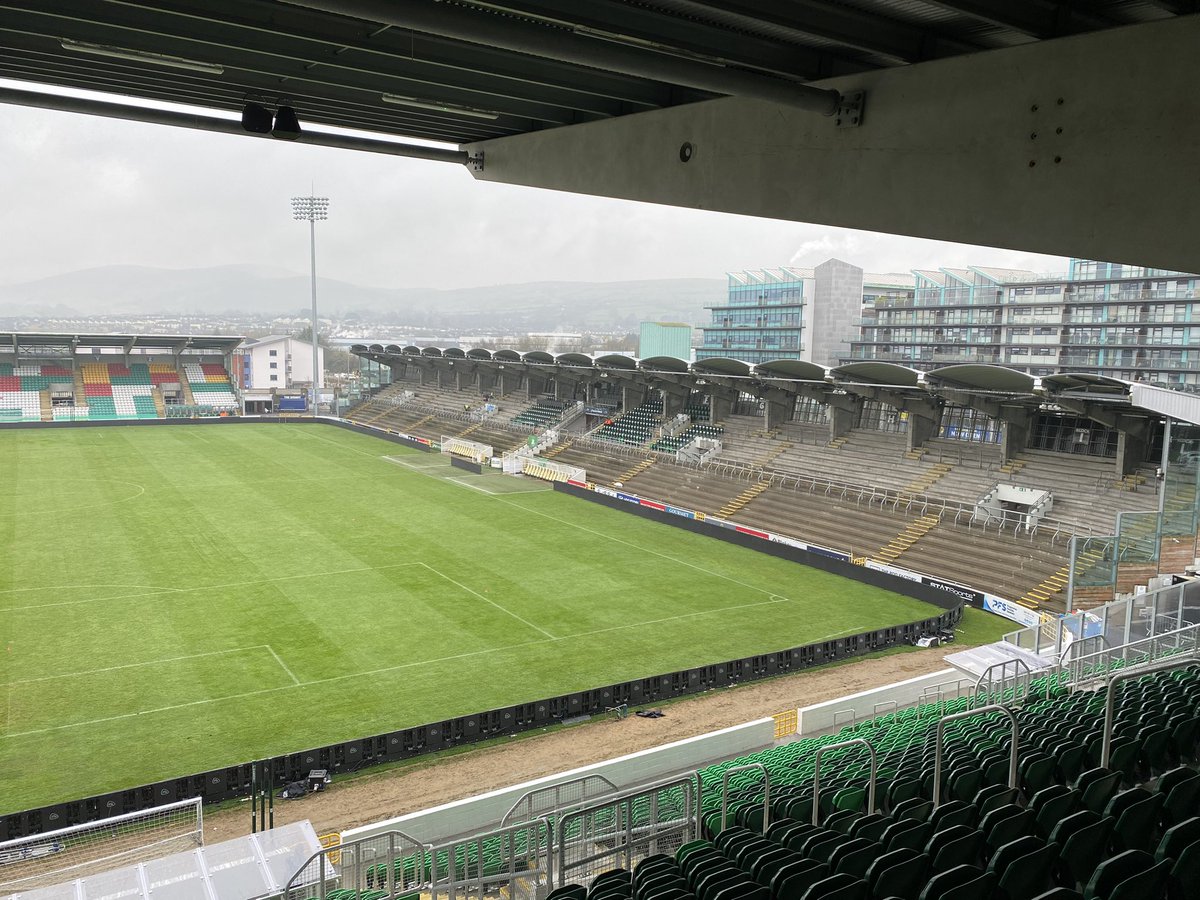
269 362 278 369
270 374 278 382
269 349 278 357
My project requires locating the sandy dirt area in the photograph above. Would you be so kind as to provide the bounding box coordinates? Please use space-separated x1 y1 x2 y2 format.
204 650 951 844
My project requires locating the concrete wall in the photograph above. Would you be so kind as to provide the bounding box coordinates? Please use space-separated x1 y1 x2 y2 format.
341 718 775 845
796 667 969 735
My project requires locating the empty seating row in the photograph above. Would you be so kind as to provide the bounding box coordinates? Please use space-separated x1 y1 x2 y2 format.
652 423 724 453
183 363 238 408
594 399 664 446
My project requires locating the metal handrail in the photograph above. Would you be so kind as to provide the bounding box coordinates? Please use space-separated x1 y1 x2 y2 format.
811 739 877 824
973 658 1032 706
720 763 770 833
933 705 1019 807
283 829 429 900
701 455 1085 541
1069 622 1200 686
1101 655 1200 768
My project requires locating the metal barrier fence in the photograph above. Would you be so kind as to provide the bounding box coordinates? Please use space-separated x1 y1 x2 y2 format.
555 775 699 888
699 458 1082 544
282 829 427 900
502 775 618 826
1004 578 1200 659
429 819 553 900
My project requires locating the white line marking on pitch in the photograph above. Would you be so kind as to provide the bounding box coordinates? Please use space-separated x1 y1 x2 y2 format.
0 562 425 613
1 599 866 740
266 645 301 685
370 445 805 604
445 477 549 495
0 480 146 518
417 562 556 639
1 646 273 686
491 494 802 603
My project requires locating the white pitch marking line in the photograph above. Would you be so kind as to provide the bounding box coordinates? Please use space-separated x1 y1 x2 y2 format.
417 562 556 640
266 645 301 686
445 477 549 496
0 562 426 613
491 494 802 603
2 602 864 740
381 455 447 470
368 444 805 604
0 480 146 518
0 582 185 596
1 646 273 687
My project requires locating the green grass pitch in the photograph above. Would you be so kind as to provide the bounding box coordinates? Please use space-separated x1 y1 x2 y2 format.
0 423 944 813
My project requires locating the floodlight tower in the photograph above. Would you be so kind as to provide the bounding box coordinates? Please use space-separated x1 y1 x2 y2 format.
291 195 329 417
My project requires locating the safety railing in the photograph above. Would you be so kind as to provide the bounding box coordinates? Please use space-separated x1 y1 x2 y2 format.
428 818 552 900
502 775 617 826
1101 656 1200 768
973 658 1033 707
932 705 1018 807
811 740 876 824
283 829 428 900
554 775 698 888
719 764 769 834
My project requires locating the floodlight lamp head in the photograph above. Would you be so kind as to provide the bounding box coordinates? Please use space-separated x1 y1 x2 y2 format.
273 105 301 140
241 102 272 134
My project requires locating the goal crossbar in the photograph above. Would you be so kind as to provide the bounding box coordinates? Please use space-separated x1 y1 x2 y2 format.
0 797 202 893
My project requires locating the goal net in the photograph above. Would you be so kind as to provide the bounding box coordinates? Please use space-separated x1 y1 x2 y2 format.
0 798 203 895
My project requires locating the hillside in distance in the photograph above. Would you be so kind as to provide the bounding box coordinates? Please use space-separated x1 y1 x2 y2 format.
0 265 724 331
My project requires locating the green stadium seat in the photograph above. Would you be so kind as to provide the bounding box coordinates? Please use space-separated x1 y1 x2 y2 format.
1155 818 1200 864
916 865 996 900
798 873 867 900
1168 840 1200 900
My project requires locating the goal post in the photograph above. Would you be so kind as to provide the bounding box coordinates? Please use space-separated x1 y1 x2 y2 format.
0 797 203 894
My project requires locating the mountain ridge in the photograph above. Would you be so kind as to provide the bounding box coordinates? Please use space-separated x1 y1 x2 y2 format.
0 265 723 330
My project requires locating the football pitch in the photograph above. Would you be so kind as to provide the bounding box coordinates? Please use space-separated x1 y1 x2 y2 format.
0 423 942 813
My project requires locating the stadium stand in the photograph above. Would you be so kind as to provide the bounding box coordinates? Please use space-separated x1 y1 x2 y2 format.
182 363 239 410
302 653 1200 900
0 363 73 422
340 375 1176 610
593 398 665 447
512 397 574 428
651 423 724 454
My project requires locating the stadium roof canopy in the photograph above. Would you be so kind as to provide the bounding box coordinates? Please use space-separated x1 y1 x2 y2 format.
0 1 1177 149
0 332 243 354
1 3 1195 271
353 344 1200 427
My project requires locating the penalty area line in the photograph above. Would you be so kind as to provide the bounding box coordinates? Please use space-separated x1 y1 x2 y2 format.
266 645 301 686
0 600 872 740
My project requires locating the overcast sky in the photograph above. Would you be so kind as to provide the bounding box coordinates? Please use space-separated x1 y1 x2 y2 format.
0 87 1069 293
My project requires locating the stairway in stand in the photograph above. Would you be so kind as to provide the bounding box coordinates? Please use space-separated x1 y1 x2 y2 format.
752 441 792 468
875 514 942 563
39 390 52 421
1018 543 1105 609
999 457 1026 476
717 481 770 518
901 461 953 495
543 440 572 459
151 387 167 417
457 422 482 438
614 457 655 484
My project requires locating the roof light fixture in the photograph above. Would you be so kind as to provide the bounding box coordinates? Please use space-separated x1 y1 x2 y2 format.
380 93 500 120
60 39 224 75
